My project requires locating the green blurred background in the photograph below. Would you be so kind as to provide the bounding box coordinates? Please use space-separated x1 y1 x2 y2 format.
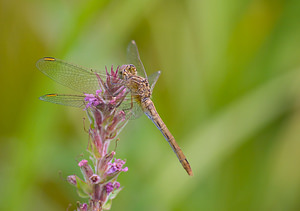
1 0 300 210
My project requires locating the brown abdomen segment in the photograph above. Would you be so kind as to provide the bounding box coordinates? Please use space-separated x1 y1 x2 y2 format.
142 98 193 176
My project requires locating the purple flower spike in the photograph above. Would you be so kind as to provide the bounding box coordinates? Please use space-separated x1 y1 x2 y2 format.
66 66 128 210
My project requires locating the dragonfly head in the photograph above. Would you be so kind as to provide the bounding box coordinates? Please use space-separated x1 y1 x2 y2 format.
119 64 137 80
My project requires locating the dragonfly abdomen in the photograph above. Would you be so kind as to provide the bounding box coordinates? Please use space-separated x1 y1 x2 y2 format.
142 98 193 176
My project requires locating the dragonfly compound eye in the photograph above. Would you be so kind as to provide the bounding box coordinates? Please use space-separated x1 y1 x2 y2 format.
119 65 129 79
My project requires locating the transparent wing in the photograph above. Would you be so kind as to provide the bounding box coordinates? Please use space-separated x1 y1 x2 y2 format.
127 40 147 79
38 56 146 119
148 70 161 92
118 96 144 120
39 93 145 119
36 57 109 94
39 94 86 108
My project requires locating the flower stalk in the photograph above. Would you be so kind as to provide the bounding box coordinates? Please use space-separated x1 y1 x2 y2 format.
67 66 129 211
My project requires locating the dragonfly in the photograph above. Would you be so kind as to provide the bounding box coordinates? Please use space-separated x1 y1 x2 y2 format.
36 40 193 176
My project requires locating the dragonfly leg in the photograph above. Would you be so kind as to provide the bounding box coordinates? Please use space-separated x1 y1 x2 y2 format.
118 94 134 119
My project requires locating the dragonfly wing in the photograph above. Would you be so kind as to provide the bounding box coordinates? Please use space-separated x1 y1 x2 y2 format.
127 40 147 79
117 96 144 120
36 57 106 94
39 92 144 116
148 70 161 92
39 94 86 108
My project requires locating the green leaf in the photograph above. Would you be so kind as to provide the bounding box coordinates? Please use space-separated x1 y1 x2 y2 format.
103 199 112 210
75 176 92 198
109 187 123 200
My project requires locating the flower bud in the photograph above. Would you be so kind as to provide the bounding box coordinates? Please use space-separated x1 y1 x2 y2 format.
78 160 93 181
114 181 120 189
78 203 87 211
67 175 77 186
89 174 101 184
105 182 114 194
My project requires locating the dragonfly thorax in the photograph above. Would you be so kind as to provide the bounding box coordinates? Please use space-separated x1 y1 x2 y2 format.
119 64 151 99
127 75 151 99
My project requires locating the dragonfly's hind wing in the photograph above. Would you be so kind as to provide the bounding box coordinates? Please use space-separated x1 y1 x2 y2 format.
127 40 147 79
148 70 161 92
39 94 86 108
117 96 144 120
36 57 107 94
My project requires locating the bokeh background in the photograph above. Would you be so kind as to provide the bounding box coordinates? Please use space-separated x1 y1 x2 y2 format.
1 0 300 210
